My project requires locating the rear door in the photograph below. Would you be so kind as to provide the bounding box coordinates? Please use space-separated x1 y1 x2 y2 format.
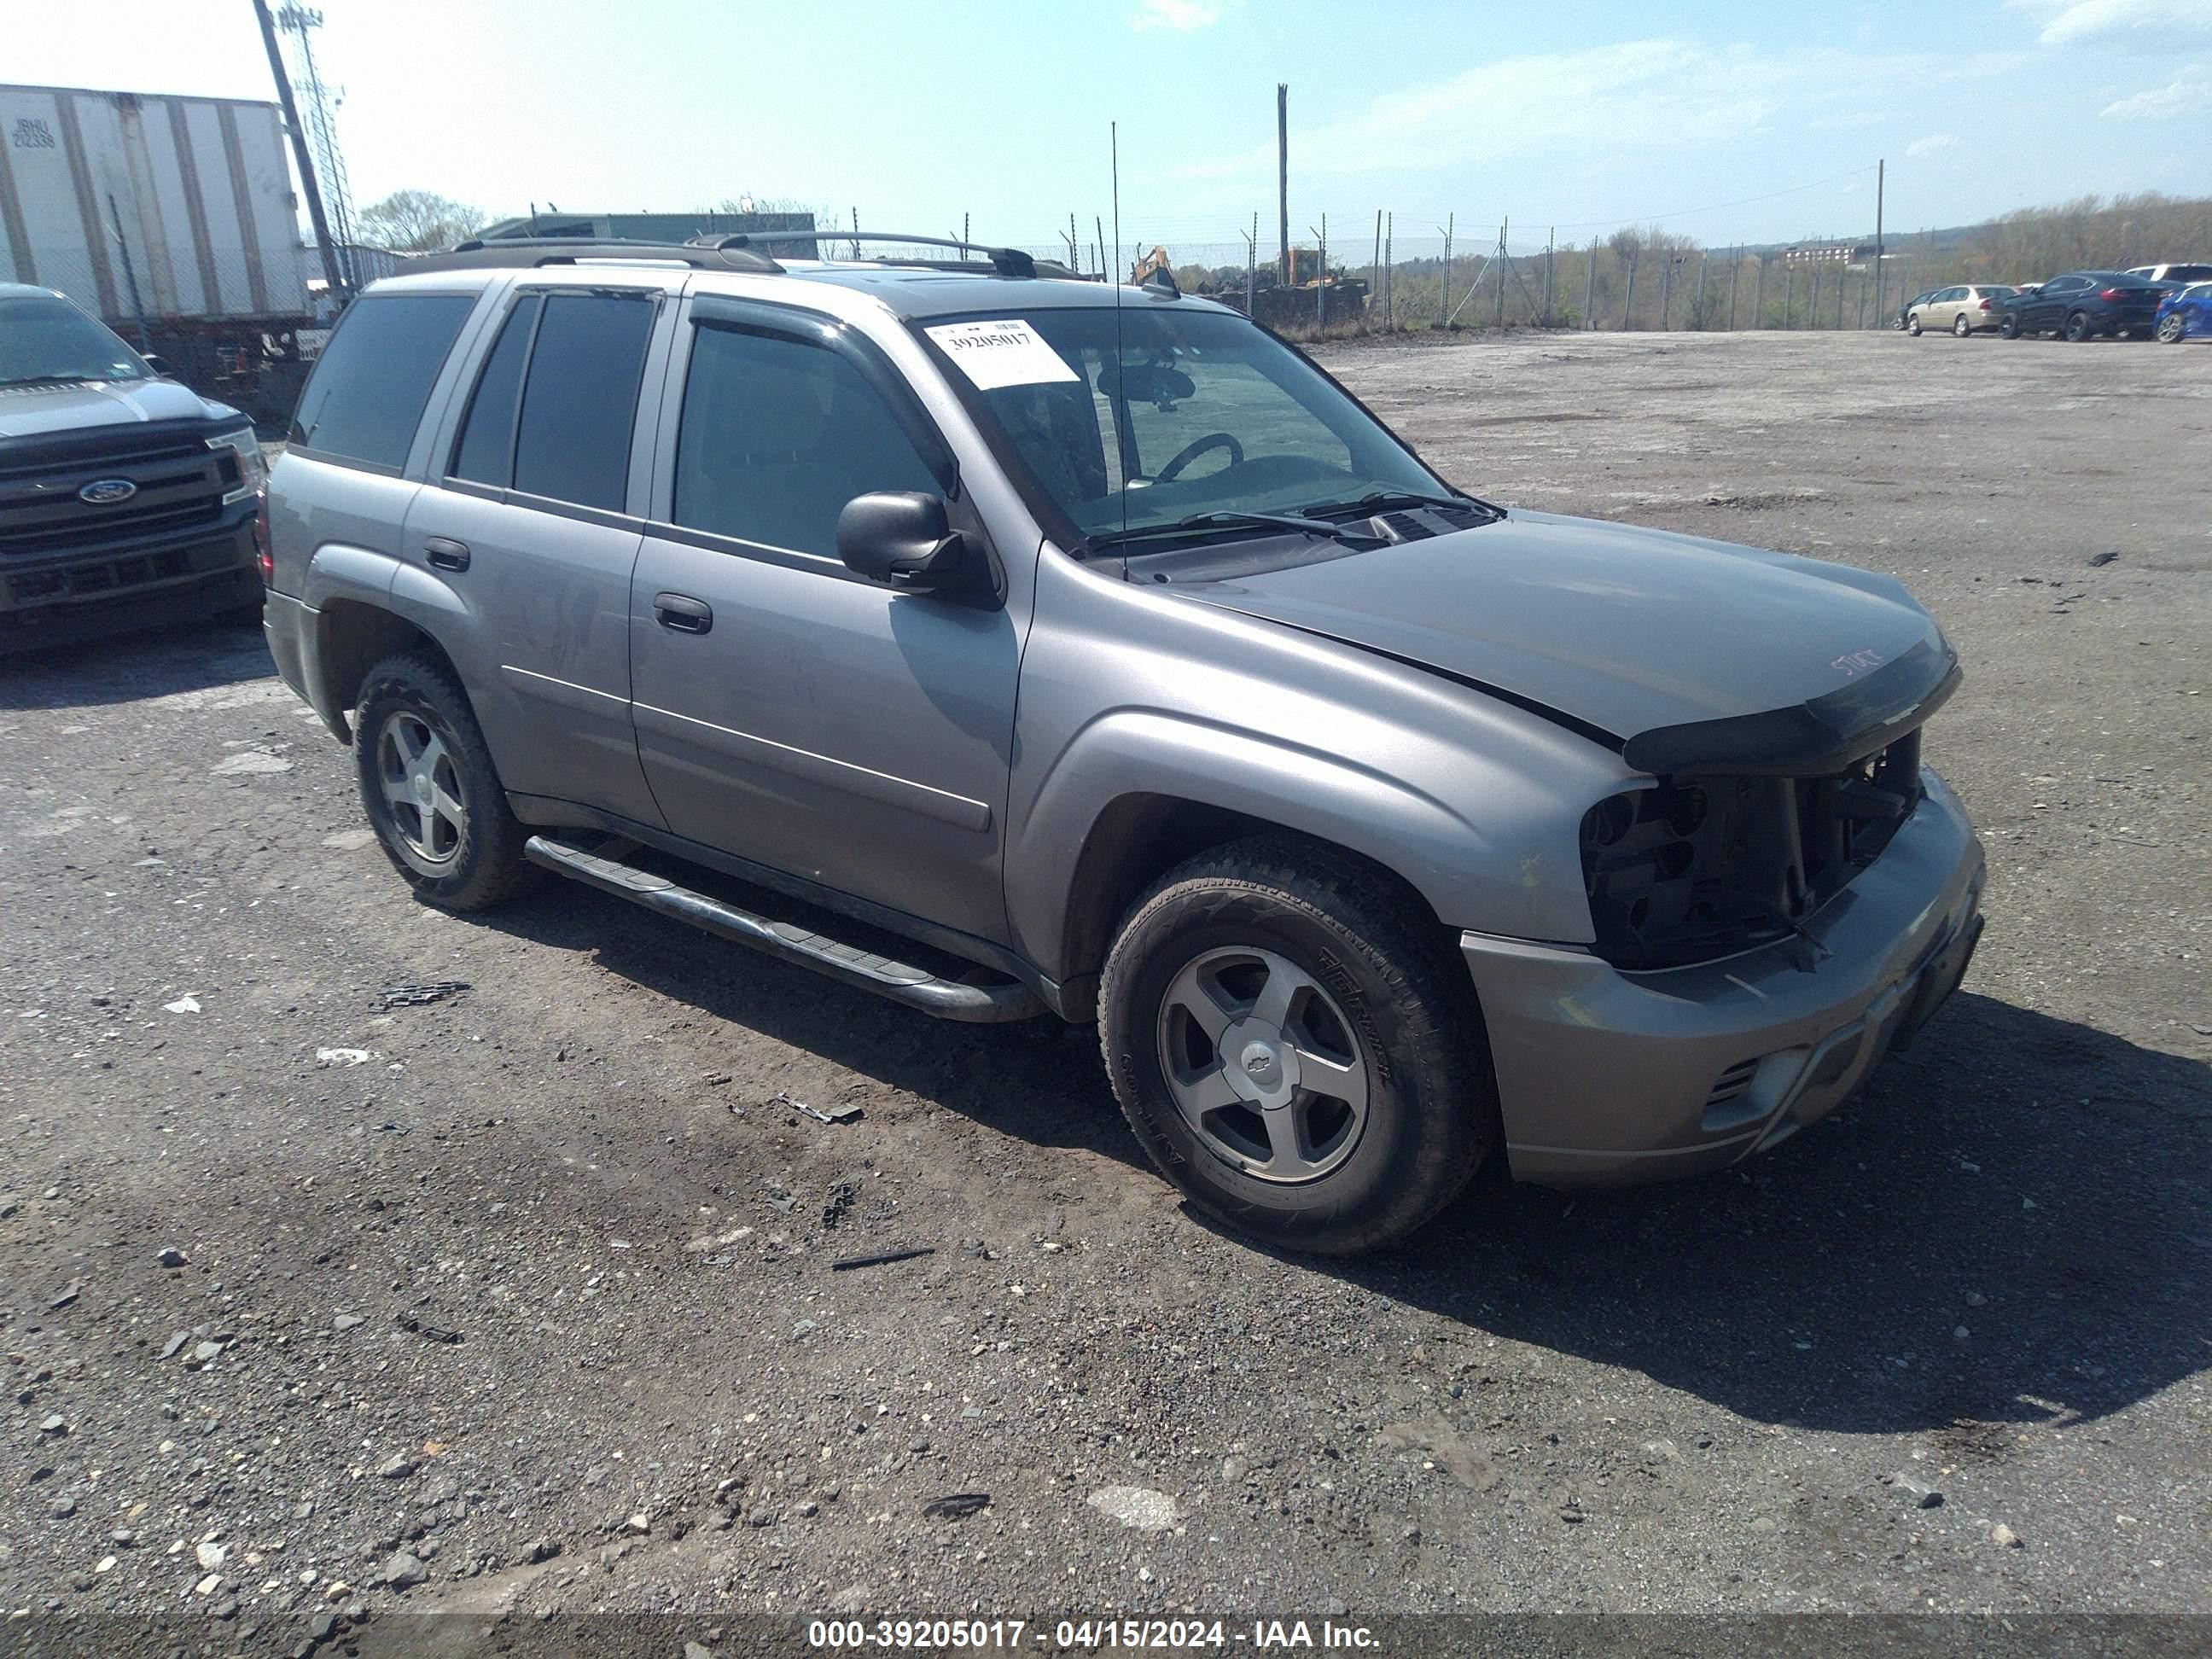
397 276 678 828
627 296 1023 945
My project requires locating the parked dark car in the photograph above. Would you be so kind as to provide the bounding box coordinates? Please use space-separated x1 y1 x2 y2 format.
1893 291 1936 330
1996 272 2166 341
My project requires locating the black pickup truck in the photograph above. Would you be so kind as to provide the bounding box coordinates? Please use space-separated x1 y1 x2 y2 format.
1 282 268 651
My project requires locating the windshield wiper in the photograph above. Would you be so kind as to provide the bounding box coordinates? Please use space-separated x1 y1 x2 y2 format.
1297 488 1506 521
1086 509 1387 555
0 373 101 388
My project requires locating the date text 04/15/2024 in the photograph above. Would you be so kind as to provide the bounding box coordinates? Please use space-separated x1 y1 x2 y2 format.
806 1619 1380 1650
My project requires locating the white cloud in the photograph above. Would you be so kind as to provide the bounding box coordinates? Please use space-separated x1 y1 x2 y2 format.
2100 61 2212 117
1178 40 2023 181
2010 0 2212 49
1906 132 1957 156
1132 0 1223 31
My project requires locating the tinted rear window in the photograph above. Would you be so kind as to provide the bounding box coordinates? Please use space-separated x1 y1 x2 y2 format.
448 294 541 486
288 294 474 469
511 294 655 511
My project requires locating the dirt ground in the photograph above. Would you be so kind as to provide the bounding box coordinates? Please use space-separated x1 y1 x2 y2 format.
2 329 2207 1652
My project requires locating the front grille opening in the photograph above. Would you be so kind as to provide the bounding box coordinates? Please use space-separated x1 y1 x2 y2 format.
1582 731 1923 970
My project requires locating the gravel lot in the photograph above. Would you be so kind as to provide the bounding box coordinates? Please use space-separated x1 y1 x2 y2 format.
1 328 2206 1650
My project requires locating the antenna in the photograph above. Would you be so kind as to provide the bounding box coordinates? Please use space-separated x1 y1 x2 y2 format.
275 5 358 289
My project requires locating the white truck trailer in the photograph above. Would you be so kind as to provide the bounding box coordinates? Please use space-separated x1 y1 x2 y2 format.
1 82 316 401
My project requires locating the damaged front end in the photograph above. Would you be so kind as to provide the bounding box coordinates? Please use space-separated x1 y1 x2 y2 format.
1578 638 1960 971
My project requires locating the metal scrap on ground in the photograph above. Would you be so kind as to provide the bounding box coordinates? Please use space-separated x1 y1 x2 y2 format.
831 1246 937 1272
379 981 471 1009
394 1313 463 1345
772 1091 864 1125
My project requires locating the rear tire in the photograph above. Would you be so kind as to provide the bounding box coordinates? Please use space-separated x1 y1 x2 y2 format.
352 651 537 911
1952 313 1972 337
1098 838 1494 1254
2064 311 2093 342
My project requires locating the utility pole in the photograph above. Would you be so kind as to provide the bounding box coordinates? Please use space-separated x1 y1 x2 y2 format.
1621 253 1635 330
1872 158 1885 329
1493 216 1506 329
1276 84 1290 285
1544 226 1554 323
1728 247 1739 329
1810 262 1821 329
1660 254 1673 330
107 194 148 348
1246 212 1257 314
1384 212 1394 330
1315 214 1327 329
1753 255 1764 328
1784 261 1794 329
1372 211 1383 319
276 6 358 285
1439 213 1454 329
252 0 346 304
1583 247 1595 330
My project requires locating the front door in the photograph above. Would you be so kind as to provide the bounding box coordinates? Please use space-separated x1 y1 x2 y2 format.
627 299 1022 946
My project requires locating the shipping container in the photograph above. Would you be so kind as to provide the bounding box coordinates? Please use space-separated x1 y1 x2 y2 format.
0 83 313 329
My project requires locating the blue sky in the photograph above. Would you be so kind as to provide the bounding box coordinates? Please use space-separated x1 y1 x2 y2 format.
11 1 2209 257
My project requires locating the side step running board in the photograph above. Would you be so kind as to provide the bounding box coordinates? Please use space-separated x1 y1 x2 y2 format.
523 835 1045 1024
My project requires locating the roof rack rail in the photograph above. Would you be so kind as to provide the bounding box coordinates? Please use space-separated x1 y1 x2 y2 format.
687 230 1071 280
407 237 784 276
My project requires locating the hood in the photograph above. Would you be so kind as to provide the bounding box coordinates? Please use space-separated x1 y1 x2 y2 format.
1181 509 1954 771
0 376 235 442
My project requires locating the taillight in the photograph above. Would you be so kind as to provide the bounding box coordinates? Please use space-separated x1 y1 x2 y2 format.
2099 287 2126 301
252 490 273 584
1978 298 1992 311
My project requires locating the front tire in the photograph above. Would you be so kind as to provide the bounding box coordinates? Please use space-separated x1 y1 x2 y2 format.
2157 313 2186 343
352 651 536 911
1999 313 2022 339
1906 314 1923 336
1098 839 1494 1254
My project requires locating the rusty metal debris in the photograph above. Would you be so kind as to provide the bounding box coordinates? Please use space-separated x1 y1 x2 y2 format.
920 1493 990 1520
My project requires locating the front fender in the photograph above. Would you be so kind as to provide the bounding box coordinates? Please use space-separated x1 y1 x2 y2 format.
1005 613 1640 987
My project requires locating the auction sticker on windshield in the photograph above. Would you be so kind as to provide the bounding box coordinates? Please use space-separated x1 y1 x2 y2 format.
925 319 1080 390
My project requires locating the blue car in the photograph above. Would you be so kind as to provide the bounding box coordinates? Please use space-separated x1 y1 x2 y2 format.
2156 280 2212 343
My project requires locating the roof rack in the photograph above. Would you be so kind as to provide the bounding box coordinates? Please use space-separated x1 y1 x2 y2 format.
688 230 1073 280
408 237 784 276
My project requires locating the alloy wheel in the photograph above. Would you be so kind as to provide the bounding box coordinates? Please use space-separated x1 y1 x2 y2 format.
1155 946 1372 1184
376 710 467 865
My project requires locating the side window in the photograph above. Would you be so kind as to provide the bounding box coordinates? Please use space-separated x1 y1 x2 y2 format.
448 294 542 486
288 294 474 469
672 324 939 557
510 293 656 511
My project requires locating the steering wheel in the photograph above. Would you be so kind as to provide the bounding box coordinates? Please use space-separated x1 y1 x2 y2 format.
1155 432 1244 483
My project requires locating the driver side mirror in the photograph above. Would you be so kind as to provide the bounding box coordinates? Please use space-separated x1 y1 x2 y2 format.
141 353 171 377
836 492 977 593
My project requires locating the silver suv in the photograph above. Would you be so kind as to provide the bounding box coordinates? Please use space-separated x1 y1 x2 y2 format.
263 234 1984 1254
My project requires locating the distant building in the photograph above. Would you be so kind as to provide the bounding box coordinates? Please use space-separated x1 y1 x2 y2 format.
1782 242 1876 266
473 209 817 256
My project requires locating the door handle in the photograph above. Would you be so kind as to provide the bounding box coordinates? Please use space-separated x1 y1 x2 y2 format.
424 537 470 572
654 592 713 634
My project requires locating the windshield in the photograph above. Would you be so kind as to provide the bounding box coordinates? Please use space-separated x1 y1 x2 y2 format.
0 294 148 387
923 305 1452 545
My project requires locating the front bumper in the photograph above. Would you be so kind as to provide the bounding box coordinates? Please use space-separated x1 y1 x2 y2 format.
0 502 259 651
1463 769 1984 1187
